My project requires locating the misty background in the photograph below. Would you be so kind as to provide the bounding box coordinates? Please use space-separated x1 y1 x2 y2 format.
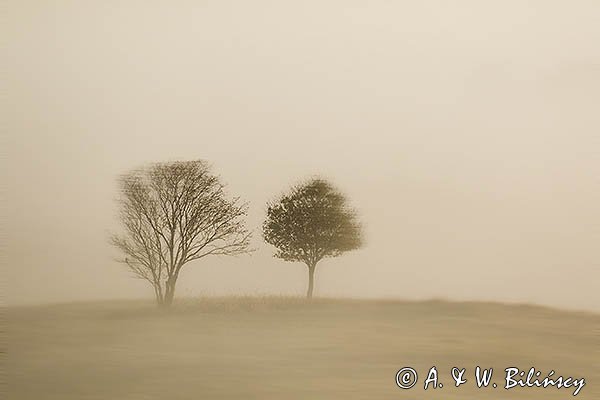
4 1 599 311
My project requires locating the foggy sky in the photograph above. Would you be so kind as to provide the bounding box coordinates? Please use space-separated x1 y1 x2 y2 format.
4 1 599 310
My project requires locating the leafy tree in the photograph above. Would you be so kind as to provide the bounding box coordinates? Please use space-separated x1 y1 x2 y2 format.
263 178 362 298
111 160 252 306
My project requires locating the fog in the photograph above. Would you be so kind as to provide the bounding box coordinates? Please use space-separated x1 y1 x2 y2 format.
4 1 599 310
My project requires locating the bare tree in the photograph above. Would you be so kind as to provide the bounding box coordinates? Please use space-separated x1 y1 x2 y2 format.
263 178 362 298
111 160 252 306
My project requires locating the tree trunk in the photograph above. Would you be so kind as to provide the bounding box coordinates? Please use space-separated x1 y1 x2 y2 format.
306 264 316 299
154 286 164 306
162 278 177 307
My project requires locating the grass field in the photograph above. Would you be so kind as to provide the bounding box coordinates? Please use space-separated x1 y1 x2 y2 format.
5 297 600 399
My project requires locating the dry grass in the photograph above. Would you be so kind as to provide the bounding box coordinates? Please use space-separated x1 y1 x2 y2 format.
6 297 600 399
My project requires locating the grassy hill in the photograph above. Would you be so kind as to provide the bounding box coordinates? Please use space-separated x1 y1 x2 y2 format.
6 297 600 399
